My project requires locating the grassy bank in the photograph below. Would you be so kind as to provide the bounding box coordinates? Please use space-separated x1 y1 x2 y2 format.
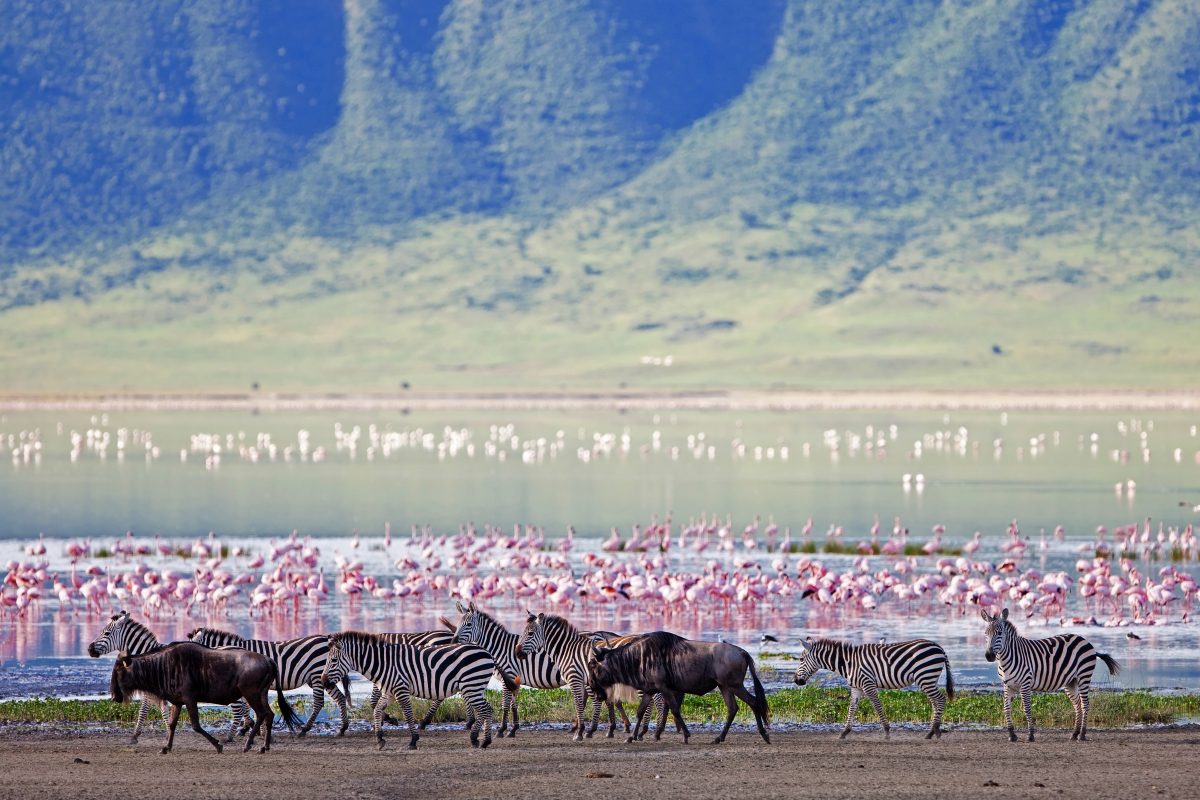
5 689 1198 729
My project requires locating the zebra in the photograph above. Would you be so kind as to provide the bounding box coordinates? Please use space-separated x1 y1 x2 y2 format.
369 628 458 729
320 630 515 750
87 611 183 744
515 611 665 742
981 608 1120 742
187 627 352 737
793 636 954 739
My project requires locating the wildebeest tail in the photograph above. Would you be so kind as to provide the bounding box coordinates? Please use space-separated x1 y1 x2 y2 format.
944 654 955 703
1098 652 1121 677
745 652 770 725
438 615 458 634
271 662 301 731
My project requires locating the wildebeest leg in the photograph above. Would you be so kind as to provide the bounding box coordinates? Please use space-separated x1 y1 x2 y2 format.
662 690 690 744
614 699 631 735
161 703 182 754
730 683 770 743
244 688 274 754
186 701 223 753
713 687 739 744
627 694 653 743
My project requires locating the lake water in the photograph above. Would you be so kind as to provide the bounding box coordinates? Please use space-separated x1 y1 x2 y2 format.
2 407 1198 701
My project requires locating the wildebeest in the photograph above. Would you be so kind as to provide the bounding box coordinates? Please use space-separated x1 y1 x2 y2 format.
587 631 770 744
109 641 299 754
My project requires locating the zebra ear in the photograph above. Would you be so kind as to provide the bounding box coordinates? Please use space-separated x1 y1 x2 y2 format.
469 601 477 612
979 609 992 622
526 609 535 619
1000 608 1009 620
455 600 466 613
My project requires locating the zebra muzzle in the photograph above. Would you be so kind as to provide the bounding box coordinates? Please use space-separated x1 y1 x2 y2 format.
984 650 995 662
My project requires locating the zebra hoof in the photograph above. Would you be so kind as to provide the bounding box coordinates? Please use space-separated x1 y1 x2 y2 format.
481 736 492 749
259 745 268 754
606 730 615 739
506 729 517 738
159 747 170 755
297 728 308 738
710 736 724 745
624 736 636 744
1008 731 1018 742
129 736 140 746
839 730 850 740
1028 735 1035 743
378 738 387 750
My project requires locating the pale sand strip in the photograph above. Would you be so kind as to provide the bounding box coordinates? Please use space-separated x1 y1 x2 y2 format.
1 389 1198 412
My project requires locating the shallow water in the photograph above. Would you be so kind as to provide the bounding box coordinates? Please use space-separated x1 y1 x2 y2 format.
2 408 1198 695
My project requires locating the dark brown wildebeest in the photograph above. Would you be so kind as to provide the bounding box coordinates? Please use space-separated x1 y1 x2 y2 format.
587 630 771 745
109 641 300 754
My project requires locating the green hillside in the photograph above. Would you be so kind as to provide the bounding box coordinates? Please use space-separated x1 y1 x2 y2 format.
1 1 1198 395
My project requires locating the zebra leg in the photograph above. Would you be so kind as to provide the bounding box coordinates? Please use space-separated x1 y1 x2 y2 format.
1079 688 1091 741
298 680 325 736
627 694 652 744
161 703 182 754
570 679 588 742
395 689 419 751
1002 686 1017 742
1065 687 1083 740
840 687 863 739
498 687 512 737
130 698 151 744
325 681 351 737
1020 687 1035 742
923 682 946 740
418 698 443 730
372 690 392 749
654 693 668 740
371 684 400 727
864 686 889 739
586 692 603 738
509 691 519 737
467 690 494 749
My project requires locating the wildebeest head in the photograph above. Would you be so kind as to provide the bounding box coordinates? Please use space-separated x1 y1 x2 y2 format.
980 608 1011 662
792 637 821 686
586 645 618 704
88 610 131 658
109 651 135 703
514 611 544 657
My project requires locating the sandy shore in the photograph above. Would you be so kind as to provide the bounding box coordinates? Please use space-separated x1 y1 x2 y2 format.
2 726 1195 800
1 389 1198 412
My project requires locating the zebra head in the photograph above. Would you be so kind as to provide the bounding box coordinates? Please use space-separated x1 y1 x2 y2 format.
792 637 823 685
88 610 132 657
452 601 481 646
321 633 355 690
514 611 545 656
980 608 1012 662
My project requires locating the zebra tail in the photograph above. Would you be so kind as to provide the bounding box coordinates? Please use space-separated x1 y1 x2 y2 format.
1098 652 1121 677
944 655 955 703
745 652 770 725
499 669 522 695
272 664 301 732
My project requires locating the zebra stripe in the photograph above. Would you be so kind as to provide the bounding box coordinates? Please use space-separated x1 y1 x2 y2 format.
187 627 351 737
322 631 506 750
369 629 457 728
982 608 1120 741
515 611 663 742
793 637 954 739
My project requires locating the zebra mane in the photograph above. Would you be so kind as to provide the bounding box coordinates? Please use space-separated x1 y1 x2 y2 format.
540 614 582 638
97 613 159 646
330 630 380 647
189 626 243 643
467 606 509 633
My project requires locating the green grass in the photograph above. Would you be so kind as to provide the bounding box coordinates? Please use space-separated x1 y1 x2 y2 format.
6 689 1197 729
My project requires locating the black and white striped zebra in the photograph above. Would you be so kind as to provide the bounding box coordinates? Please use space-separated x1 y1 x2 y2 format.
187 627 352 737
516 611 664 742
87 611 180 744
981 608 1120 742
370 628 457 729
320 631 515 750
793 636 954 739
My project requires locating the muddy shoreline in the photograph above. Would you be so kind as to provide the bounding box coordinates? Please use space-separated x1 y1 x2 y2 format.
2 725 1195 800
